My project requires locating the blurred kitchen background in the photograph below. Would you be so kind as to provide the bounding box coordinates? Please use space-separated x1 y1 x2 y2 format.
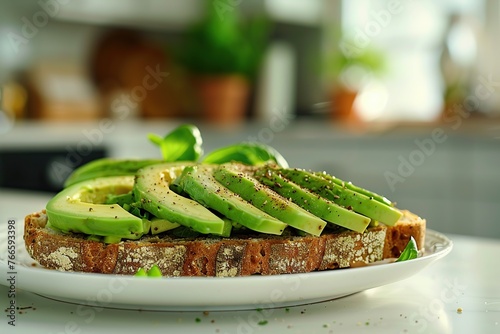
1 0 499 238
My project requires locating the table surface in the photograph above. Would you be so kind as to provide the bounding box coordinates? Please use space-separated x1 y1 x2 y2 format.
1 189 499 334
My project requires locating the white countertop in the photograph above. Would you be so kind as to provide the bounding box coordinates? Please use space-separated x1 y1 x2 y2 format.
0 189 499 334
0 234 498 334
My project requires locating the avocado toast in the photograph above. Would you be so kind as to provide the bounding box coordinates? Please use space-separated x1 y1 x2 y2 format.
23 125 426 277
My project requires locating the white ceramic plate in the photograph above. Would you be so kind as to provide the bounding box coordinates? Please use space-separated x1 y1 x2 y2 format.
0 228 452 311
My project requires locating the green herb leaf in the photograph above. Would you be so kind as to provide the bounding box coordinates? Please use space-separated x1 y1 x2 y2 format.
134 268 147 277
147 133 163 146
170 226 201 239
396 236 418 262
202 142 288 167
134 265 162 278
146 264 162 277
148 124 203 162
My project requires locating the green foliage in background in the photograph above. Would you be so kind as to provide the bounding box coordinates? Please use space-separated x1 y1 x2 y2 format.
179 0 270 79
322 29 387 85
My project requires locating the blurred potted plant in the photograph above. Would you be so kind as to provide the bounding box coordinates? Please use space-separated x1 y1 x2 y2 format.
180 2 268 124
325 38 386 122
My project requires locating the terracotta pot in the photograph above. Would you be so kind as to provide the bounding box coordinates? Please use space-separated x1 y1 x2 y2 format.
194 75 250 124
330 87 361 123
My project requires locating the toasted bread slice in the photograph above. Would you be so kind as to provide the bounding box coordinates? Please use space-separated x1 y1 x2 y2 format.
23 210 425 277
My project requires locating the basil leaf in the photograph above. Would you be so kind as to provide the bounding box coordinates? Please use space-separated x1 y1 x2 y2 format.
202 142 288 167
396 236 419 262
148 124 203 162
134 268 147 277
170 226 201 238
147 133 163 146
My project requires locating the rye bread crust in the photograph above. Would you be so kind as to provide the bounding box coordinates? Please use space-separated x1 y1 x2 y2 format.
24 210 425 277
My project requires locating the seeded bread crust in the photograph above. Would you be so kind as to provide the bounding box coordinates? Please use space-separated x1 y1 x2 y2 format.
24 210 425 277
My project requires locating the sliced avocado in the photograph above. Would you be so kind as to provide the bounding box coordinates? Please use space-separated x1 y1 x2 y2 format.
277 168 402 226
105 191 134 206
142 218 151 234
313 171 394 207
150 217 180 235
219 217 234 238
46 176 145 239
213 164 326 236
103 235 122 244
254 168 370 233
177 165 287 235
133 163 227 235
64 158 164 188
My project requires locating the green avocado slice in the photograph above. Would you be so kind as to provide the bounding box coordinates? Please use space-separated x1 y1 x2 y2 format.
277 168 402 226
133 163 226 235
46 176 145 239
313 171 394 207
213 164 326 236
150 217 180 235
254 167 371 233
177 165 287 235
